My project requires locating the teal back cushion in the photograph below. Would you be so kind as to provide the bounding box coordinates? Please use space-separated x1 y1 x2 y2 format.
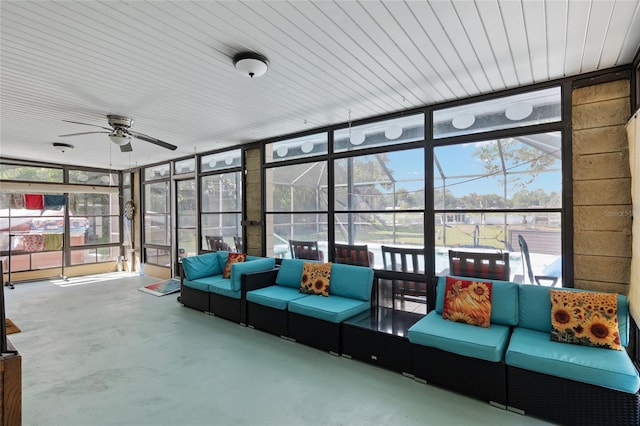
329 263 374 301
182 252 222 280
216 251 230 268
519 285 629 346
276 259 310 288
435 275 519 326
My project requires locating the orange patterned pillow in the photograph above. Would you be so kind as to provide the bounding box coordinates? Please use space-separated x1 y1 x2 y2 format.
222 253 246 279
300 262 332 297
550 289 621 350
442 276 492 328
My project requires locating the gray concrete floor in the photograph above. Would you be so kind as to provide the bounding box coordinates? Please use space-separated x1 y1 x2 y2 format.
4 272 554 426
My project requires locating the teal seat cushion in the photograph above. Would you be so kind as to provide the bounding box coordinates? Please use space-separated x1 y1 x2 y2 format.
408 311 511 362
288 295 370 323
506 327 640 394
182 252 222 280
183 275 227 293
247 286 309 310
434 275 519 326
276 259 315 288
209 280 240 299
518 285 630 346
229 257 276 291
329 263 373 301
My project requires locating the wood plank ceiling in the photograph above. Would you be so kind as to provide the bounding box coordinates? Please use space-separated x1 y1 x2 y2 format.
1 0 639 170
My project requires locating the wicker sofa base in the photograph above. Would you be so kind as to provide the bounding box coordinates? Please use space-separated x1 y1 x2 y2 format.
288 312 342 354
180 285 210 313
210 293 244 325
507 366 640 426
412 344 507 407
247 302 288 337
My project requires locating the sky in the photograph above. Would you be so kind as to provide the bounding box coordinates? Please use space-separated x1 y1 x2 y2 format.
387 143 562 198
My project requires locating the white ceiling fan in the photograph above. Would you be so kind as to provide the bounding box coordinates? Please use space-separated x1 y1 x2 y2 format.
59 115 177 152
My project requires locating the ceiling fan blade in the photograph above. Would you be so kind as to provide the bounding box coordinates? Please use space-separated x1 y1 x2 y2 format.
63 120 112 132
120 142 133 153
58 131 110 137
130 130 177 151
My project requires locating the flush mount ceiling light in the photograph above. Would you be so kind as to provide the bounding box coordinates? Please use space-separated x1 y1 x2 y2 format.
108 128 131 146
505 103 533 121
233 52 269 78
451 113 476 130
52 142 74 152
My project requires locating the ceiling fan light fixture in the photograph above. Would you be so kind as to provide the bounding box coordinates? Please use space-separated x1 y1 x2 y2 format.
233 52 269 78
109 129 130 146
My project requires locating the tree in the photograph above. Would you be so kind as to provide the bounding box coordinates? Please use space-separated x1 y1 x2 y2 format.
473 138 558 192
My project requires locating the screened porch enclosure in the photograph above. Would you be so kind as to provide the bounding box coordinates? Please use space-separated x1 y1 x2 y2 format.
265 132 562 286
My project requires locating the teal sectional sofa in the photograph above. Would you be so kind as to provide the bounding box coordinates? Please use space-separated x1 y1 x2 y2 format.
408 276 518 407
408 276 640 425
180 251 276 324
246 258 374 354
505 284 639 425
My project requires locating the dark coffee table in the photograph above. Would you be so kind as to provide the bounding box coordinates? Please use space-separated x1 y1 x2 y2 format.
342 306 424 376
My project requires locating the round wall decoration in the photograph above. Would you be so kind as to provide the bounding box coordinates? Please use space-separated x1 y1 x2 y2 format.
124 200 135 220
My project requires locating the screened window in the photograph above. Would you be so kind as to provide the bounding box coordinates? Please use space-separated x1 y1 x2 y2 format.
0 164 63 182
433 87 561 139
200 172 242 250
69 193 120 246
174 159 196 175
144 180 170 247
201 149 242 172
144 164 170 181
265 133 328 163
69 170 118 185
265 161 328 258
333 148 425 269
334 114 424 153
434 134 563 283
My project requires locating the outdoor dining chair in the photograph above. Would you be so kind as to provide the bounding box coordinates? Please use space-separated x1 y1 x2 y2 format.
518 235 560 286
289 239 325 261
448 249 510 281
334 243 374 267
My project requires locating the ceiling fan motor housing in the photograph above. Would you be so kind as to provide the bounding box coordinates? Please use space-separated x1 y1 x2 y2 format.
107 115 134 129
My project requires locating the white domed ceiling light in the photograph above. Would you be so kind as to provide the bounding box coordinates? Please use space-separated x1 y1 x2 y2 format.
108 127 131 146
233 52 269 78
276 146 288 157
505 103 533 121
451 113 476 130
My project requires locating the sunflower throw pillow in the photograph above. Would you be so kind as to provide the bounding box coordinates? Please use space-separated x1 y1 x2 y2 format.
550 289 621 350
222 253 247 279
442 276 493 328
300 262 332 297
